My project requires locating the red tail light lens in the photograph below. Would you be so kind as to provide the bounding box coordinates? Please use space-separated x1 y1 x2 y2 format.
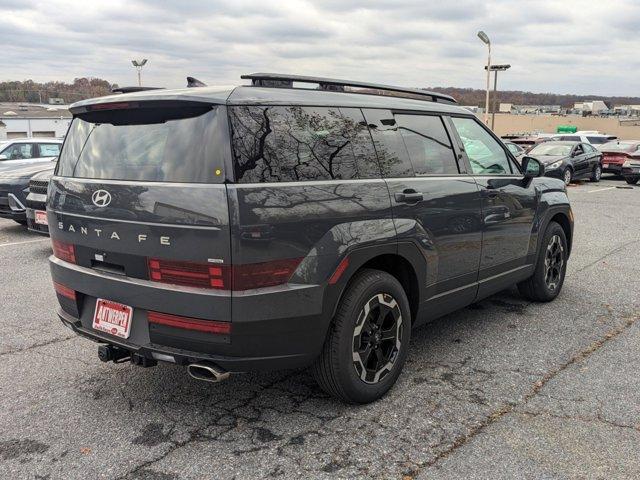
232 258 303 291
52 240 76 264
328 257 350 285
53 281 76 300
148 258 229 289
147 257 303 291
148 311 231 334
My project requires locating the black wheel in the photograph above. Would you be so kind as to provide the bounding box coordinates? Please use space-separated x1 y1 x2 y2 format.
590 164 602 182
312 269 411 404
625 176 639 185
562 168 573 186
518 221 568 302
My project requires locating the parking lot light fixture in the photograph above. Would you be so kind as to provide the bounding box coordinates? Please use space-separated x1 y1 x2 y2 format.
131 59 148 86
477 31 491 125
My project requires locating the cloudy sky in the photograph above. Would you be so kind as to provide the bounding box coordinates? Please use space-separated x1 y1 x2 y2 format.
1 0 639 96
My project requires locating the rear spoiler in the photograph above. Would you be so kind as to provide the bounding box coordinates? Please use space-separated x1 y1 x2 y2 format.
111 86 164 94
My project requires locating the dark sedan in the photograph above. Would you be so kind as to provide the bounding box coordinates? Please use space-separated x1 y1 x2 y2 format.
0 161 56 225
526 141 602 185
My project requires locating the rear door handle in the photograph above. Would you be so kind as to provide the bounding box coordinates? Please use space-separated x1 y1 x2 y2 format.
395 190 423 203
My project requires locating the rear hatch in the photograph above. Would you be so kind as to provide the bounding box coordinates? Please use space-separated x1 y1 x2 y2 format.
48 101 234 349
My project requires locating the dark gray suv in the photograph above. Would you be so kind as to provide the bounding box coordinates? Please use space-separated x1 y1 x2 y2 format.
48 74 573 403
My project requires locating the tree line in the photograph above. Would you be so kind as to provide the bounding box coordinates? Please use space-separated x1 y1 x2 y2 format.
0 78 117 104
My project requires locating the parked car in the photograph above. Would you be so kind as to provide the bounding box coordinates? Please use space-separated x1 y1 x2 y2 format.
526 141 602 185
0 161 56 225
25 168 55 235
48 73 573 403
599 140 640 176
504 141 525 160
551 133 617 147
0 138 62 171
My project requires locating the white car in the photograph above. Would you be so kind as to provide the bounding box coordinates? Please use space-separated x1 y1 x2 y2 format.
0 138 63 171
551 132 617 147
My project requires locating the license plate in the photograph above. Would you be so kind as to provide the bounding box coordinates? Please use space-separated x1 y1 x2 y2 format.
92 299 133 339
603 163 609 169
34 210 48 225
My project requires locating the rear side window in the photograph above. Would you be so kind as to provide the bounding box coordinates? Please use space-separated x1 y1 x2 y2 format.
586 136 607 144
229 106 376 183
39 143 61 157
57 106 226 183
362 109 414 178
395 114 458 175
451 117 513 175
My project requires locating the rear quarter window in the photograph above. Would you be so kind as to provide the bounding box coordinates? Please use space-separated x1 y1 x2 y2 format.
229 106 379 183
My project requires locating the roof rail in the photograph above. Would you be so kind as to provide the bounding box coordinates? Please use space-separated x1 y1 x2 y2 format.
240 73 457 104
111 86 164 94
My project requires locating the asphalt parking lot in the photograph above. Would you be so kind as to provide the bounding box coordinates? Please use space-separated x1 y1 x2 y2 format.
1 177 639 480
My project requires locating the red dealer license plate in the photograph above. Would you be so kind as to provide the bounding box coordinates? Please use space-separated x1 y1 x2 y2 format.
92 299 133 339
35 210 48 225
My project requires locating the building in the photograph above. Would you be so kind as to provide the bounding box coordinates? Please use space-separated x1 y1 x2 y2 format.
0 102 72 139
574 101 608 115
612 105 640 117
499 103 562 114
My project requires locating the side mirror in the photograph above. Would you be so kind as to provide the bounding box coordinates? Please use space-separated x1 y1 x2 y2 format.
0 154 7 161
521 156 544 179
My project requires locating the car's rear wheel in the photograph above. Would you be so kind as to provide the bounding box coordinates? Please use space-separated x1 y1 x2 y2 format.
562 168 573 185
518 221 568 302
590 164 602 182
312 269 411 404
625 176 639 185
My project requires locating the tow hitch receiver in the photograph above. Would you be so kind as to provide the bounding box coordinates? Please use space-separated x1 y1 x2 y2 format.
98 345 130 363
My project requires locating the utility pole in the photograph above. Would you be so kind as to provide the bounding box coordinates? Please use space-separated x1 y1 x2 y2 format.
477 31 491 125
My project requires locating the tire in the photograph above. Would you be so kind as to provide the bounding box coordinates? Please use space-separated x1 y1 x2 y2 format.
562 168 573 186
312 269 411 404
625 176 639 185
590 164 602 182
518 221 568 302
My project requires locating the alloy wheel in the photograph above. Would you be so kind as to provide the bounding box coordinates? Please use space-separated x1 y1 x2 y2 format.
544 234 564 291
563 169 572 185
352 293 403 384
594 165 602 180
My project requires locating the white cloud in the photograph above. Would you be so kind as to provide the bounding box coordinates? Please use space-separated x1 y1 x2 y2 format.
0 0 638 95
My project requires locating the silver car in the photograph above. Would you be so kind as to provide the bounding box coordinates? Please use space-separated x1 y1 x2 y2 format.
0 138 63 171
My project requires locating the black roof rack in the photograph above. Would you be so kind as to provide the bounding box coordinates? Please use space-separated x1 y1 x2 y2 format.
240 73 457 104
111 86 164 94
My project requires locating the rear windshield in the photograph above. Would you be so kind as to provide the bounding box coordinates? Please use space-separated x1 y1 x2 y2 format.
57 106 226 183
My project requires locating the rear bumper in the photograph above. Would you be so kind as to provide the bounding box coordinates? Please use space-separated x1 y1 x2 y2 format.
50 256 330 372
602 164 623 174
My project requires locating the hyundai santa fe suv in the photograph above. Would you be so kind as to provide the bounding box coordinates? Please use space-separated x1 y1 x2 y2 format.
48 73 573 403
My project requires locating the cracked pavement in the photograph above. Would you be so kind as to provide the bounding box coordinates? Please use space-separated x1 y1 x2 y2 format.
1 178 639 479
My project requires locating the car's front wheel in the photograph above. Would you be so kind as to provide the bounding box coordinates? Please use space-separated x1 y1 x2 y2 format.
518 221 568 302
590 164 602 182
312 269 411 403
562 168 573 186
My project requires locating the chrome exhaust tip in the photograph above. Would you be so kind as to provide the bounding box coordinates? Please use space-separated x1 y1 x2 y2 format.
187 362 230 383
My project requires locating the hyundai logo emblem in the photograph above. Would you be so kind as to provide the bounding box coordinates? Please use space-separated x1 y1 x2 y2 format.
91 189 112 208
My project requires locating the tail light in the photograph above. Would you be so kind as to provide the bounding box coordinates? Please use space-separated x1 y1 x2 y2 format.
53 281 76 300
232 258 302 290
148 311 231 334
148 258 229 289
52 239 76 264
147 257 303 291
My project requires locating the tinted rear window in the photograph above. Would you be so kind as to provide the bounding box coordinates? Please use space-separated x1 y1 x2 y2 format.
57 106 226 183
229 106 380 183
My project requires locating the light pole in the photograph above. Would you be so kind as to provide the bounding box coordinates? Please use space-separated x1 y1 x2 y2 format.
131 59 148 87
477 31 491 125
485 64 511 130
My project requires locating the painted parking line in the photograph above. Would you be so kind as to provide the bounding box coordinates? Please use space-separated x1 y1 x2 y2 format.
0 238 49 248
586 186 617 193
